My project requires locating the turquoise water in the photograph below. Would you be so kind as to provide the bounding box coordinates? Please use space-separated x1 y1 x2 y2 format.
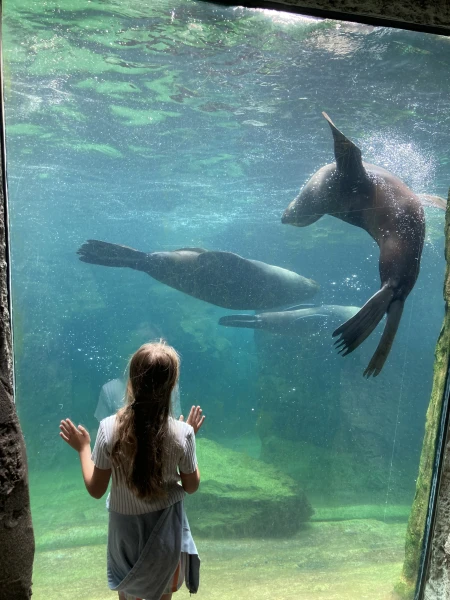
3 0 449 597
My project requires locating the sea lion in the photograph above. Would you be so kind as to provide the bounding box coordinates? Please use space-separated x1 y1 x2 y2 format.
282 112 438 377
219 305 359 337
78 240 319 310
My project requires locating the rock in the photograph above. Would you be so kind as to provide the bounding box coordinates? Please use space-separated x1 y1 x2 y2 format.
185 438 312 538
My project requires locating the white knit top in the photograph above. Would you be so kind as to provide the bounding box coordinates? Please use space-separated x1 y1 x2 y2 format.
92 414 197 515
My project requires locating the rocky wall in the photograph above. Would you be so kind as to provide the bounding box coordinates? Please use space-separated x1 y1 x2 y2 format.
421 195 450 599
394 192 450 599
0 36 34 600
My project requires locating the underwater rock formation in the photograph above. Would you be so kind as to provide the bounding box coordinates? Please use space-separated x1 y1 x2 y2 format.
253 322 423 504
185 438 312 537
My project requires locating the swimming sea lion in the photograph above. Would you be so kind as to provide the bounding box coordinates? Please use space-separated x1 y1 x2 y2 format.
78 240 319 310
219 305 359 337
282 112 433 377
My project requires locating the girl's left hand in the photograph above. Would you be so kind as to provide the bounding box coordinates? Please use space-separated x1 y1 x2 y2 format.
180 405 205 435
60 418 91 453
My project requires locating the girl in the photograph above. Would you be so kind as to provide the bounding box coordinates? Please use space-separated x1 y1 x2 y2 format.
60 341 205 600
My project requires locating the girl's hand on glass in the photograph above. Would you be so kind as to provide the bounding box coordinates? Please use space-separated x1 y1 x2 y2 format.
59 418 91 453
180 405 205 435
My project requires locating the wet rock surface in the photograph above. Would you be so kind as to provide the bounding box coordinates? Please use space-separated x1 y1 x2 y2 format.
186 438 313 537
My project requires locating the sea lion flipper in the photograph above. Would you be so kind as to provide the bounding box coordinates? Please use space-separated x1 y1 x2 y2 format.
77 239 146 269
322 112 365 177
332 286 393 356
417 194 447 210
363 300 404 378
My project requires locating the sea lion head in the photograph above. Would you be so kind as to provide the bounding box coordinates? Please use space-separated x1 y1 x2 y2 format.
282 194 321 227
282 167 333 227
283 112 368 228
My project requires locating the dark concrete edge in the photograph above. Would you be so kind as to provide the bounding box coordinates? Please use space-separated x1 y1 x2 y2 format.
200 0 450 36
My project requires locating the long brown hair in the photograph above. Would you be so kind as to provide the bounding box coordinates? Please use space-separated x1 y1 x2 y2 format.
111 341 180 499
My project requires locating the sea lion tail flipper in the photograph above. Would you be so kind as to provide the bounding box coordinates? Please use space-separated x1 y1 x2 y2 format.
363 300 404 378
332 286 394 356
218 315 262 330
417 194 447 210
77 239 146 269
321 112 365 177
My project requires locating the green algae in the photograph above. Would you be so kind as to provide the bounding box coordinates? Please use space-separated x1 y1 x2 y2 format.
110 104 180 126
143 72 181 102
50 105 87 123
190 153 245 178
31 509 408 600
75 78 142 98
30 467 107 551
259 434 412 506
128 144 158 158
393 41 431 55
28 448 409 598
312 504 411 523
2 0 337 85
197 438 300 502
75 143 123 158
180 321 232 355
187 438 312 538
197 154 236 166
6 123 47 136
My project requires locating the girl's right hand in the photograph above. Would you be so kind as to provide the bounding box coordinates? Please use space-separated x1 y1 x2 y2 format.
180 405 205 435
59 418 91 453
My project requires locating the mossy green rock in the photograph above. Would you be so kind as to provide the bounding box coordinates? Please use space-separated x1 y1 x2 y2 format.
398 190 450 598
185 438 313 538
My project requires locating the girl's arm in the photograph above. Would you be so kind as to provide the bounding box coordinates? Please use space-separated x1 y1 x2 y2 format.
60 418 111 499
179 405 205 494
180 467 200 494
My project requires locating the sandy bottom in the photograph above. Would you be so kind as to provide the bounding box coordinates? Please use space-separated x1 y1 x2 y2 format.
33 517 406 599
30 455 410 600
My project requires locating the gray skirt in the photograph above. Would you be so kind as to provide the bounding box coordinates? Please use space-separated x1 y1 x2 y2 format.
107 500 200 599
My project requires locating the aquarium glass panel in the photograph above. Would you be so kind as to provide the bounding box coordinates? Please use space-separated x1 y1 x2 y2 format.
3 0 449 598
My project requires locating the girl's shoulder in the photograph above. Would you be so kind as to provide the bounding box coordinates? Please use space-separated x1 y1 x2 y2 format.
169 417 194 440
100 414 117 427
99 414 117 441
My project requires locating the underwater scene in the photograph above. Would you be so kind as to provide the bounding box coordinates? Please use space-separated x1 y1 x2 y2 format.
3 0 450 597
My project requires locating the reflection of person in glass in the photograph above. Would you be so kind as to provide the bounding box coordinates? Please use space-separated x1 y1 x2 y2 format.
94 378 126 422
59 341 205 600
95 377 182 422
